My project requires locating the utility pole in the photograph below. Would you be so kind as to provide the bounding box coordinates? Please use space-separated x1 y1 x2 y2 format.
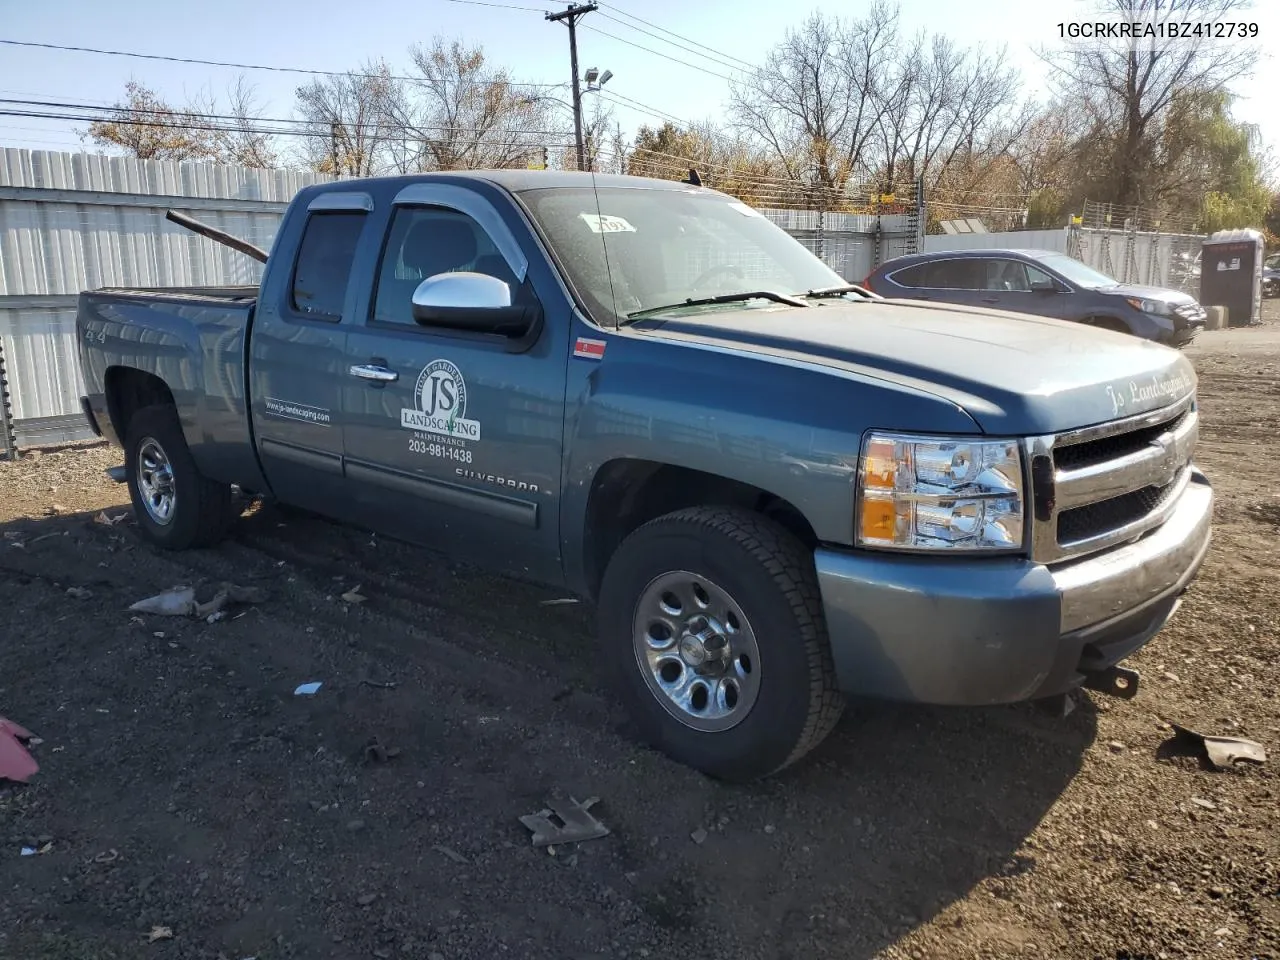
545 2 598 172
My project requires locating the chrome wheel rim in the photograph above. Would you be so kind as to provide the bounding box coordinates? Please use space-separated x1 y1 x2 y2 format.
632 570 761 732
136 438 176 525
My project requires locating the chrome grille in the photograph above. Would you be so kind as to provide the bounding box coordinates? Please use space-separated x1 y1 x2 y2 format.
1027 393 1198 564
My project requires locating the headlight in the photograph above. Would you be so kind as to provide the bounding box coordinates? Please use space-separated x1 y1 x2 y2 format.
856 433 1025 552
1125 297 1173 316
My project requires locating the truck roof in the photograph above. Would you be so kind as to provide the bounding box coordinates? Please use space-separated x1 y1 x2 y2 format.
311 169 712 196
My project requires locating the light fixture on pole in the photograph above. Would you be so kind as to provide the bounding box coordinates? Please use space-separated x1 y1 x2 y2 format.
584 67 612 92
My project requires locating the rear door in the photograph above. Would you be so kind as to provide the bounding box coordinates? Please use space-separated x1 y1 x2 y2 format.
881 258 984 305
339 182 568 582
249 191 373 514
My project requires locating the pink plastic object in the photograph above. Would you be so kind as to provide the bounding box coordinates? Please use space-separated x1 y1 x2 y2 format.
0 716 39 783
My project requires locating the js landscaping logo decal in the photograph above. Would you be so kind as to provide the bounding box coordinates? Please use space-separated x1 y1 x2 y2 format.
400 359 481 440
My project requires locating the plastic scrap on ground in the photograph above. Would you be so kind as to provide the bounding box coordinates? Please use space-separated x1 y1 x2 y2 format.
129 582 266 620
293 682 323 697
1161 722 1268 770
0 716 39 783
519 797 610 846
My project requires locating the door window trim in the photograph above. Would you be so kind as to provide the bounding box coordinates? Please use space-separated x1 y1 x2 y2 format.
391 183 528 283
308 191 374 212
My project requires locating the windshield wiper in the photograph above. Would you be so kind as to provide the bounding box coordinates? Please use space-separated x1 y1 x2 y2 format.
624 290 808 323
800 284 881 300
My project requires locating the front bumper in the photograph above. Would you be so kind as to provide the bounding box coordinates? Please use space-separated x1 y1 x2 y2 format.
814 469 1213 705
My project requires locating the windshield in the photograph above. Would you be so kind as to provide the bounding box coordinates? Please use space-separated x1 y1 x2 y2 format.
517 186 845 323
1266 253 1280 270
1034 253 1119 289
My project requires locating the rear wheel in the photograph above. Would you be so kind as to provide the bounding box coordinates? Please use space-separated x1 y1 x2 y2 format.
124 404 232 550
598 506 844 781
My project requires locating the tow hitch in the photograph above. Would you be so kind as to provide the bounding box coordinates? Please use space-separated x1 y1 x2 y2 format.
1082 665 1140 700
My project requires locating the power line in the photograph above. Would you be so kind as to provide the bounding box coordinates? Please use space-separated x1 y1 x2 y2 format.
0 99 575 138
0 109 577 151
0 38 565 89
580 25 738 82
443 0 550 9
597 90 688 127
593 11 749 75
598 2 755 69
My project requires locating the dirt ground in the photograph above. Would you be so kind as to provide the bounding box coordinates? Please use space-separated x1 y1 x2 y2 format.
1 307 1277 960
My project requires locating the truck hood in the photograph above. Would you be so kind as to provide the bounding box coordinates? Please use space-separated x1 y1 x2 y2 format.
637 298 1197 436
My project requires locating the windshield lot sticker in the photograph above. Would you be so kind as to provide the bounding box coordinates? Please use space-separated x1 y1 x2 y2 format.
1106 371 1193 417
264 397 331 426
401 359 481 441
579 213 637 234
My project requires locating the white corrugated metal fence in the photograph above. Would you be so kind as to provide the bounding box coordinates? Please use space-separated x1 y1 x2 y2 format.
0 148 328 449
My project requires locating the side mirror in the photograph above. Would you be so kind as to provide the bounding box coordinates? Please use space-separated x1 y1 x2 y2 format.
410 272 537 338
1030 279 1058 294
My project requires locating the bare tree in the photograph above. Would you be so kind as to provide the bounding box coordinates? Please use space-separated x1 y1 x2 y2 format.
731 2 1028 199
294 61 400 177
729 4 899 189
1041 0 1261 209
84 81 216 161
386 39 568 172
209 78 279 168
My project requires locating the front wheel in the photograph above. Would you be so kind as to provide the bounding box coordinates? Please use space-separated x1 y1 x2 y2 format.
124 404 232 550
598 506 844 781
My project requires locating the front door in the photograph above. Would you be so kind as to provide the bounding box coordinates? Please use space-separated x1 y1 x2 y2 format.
340 184 568 583
249 192 373 514
972 258 1072 319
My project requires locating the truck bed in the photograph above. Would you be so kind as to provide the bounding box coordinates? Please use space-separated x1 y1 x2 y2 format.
77 285 264 491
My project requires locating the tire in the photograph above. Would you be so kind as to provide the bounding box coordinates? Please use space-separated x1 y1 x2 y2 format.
124 404 232 550
598 506 845 781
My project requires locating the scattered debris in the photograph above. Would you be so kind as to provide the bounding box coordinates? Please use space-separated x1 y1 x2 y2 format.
764 824 777 835
340 585 366 605
519 797 610 847
359 678 397 690
540 597 579 606
148 925 174 943
293 682 323 696
129 582 266 619
65 586 93 600
690 827 708 845
92 849 120 864
363 738 401 763
0 716 39 783
356 893 377 906
432 844 470 865
94 511 128 526
1160 723 1267 770
1107 741 1126 753
1190 797 1217 810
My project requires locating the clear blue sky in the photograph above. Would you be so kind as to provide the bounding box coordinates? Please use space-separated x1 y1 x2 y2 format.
1 0 1275 169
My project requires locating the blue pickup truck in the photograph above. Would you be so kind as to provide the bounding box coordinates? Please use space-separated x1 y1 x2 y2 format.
76 171 1213 780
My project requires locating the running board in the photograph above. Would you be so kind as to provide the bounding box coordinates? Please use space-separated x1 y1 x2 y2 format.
105 466 126 483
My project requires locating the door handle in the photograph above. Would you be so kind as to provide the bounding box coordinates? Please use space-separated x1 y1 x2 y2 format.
349 363 399 383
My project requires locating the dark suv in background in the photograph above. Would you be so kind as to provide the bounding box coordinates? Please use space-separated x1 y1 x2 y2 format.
864 248 1207 347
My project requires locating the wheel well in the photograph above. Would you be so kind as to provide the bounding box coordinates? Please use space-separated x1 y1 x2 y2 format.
1083 315 1130 333
104 367 176 440
582 460 817 600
